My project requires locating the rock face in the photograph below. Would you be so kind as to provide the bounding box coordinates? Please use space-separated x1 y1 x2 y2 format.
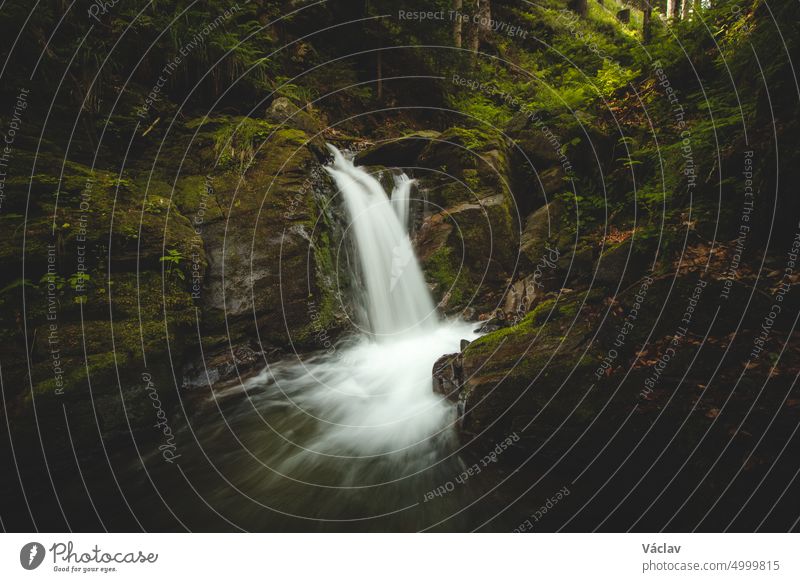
432 352 463 402
459 294 600 440
354 131 441 167
352 126 523 315
506 111 571 216
192 121 342 352
502 274 539 318
520 199 565 267
0 105 347 453
0 150 202 453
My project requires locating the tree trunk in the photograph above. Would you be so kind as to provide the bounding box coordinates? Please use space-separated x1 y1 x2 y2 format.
453 0 463 48
643 5 652 43
568 0 588 17
469 0 491 54
666 0 679 19
467 0 479 54
681 0 691 19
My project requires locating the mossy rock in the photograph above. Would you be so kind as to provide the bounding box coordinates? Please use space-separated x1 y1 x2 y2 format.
520 199 566 266
415 126 520 312
418 195 518 313
354 130 441 167
418 126 506 181
193 120 346 350
459 290 603 439
423 245 474 312
13 359 178 452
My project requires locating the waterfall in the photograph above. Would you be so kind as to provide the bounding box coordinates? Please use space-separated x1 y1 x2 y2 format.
161 145 478 528
391 173 413 233
325 145 435 339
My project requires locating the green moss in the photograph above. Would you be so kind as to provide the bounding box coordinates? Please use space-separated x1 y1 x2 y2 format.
30 350 131 402
466 305 548 357
466 290 599 358
443 126 500 153
463 169 480 192
185 115 310 173
424 246 472 309
171 174 224 222
211 118 307 168
299 229 341 341
272 127 309 146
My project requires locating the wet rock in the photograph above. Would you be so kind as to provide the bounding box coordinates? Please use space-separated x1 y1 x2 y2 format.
520 199 565 267
432 352 463 402
196 124 345 349
474 316 511 334
458 293 601 441
417 195 517 313
411 125 521 313
354 131 440 167
502 274 539 319
182 341 269 391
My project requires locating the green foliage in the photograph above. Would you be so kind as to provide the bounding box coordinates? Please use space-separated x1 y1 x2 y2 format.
160 249 186 281
68 272 91 304
595 60 638 97
38 273 65 292
274 77 317 105
1 278 34 296
189 116 282 172
449 94 514 128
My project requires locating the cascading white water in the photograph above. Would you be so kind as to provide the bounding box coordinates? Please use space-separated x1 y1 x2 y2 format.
239 144 476 461
324 145 435 338
166 145 477 528
391 173 413 233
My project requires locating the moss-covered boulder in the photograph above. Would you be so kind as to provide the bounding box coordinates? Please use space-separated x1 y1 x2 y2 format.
183 117 346 352
418 195 518 313
457 291 602 441
408 127 523 313
1 113 346 455
355 130 441 167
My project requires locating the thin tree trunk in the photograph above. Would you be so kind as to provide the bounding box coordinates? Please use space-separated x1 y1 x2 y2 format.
453 0 463 48
477 0 491 48
468 0 480 54
643 5 652 43
666 0 679 19
681 0 691 20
